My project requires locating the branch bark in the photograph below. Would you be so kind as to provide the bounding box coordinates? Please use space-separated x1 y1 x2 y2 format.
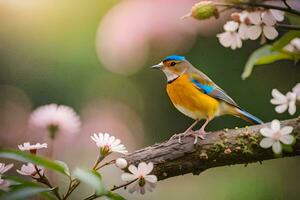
123 117 300 181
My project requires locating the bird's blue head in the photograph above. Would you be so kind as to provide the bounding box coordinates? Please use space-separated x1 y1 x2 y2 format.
163 55 186 62
151 55 189 82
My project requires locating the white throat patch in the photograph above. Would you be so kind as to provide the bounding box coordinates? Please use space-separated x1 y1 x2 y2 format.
162 69 179 82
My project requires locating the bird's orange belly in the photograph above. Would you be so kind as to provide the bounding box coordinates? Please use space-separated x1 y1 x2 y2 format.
166 76 220 120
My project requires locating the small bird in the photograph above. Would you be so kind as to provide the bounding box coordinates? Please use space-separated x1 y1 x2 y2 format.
151 55 263 143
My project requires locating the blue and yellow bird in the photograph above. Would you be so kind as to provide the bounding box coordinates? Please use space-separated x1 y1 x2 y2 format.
151 55 263 143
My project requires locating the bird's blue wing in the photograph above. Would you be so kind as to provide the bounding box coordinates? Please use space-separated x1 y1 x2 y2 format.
189 75 239 108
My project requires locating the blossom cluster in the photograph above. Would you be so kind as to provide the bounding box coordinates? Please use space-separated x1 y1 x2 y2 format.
217 9 284 49
271 83 300 115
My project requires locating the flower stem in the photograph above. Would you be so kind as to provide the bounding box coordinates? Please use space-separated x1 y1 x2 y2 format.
95 159 115 171
111 178 138 191
82 179 138 200
214 2 300 16
92 154 105 170
282 0 292 10
62 154 106 199
34 165 62 200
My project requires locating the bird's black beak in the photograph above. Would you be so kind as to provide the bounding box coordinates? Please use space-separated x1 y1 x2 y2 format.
151 62 163 69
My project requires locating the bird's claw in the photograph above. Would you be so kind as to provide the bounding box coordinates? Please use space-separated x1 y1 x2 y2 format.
183 130 206 144
169 130 206 144
168 133 185 144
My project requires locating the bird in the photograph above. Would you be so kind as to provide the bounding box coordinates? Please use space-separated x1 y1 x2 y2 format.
151 55 263 144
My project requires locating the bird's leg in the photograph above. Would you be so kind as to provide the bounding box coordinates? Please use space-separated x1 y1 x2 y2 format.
184 118 211 144
194 118 211 143
169 120 199 143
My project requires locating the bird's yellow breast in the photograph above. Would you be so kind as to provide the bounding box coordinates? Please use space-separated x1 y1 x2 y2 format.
166 74 220 120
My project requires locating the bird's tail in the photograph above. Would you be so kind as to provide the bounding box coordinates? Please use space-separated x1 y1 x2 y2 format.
233 108 263 124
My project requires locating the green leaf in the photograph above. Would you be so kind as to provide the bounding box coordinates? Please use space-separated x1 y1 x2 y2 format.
2 175 40 186
282 144 294 153
73 168 105 195
106 191 127 200
0 149 68 176
0 186 52 200
272 31 300 51
241 45 294 79
55 160 70 176
286 13 300 25
2 175 56 200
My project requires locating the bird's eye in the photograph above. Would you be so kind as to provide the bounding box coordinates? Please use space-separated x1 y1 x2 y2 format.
170 62 176 66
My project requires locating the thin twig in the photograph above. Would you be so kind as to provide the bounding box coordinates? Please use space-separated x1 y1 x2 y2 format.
34 165 62 200
83 179 139 200
95 159 115 171
111 178 138 191
282 0 292 10
63 155 106 199
276 23 300 30
214 2 300 16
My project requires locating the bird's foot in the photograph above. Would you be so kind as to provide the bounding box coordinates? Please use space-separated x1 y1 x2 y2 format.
168 133 186 144
183 129 206 144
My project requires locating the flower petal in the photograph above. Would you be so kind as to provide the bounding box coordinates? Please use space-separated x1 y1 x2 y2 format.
0 163 13 174
261 11 276 26
121 173 137 182
280 126 293 135
275 104 288 113
138 162 148 174
238 23 249 40
288 100 296 115
247 25 262 40
128 182 139 194
263 26 278 40
248 11 261 25
144 162 154 175
280 135 294 145
224 21 239 32
260 138 274 148
217 32 234 48
270 9 284 22
271 120 281 132
260 127 274 137
145 175 157 183
271 89 287 101
272 141 282 154
128 164 138 175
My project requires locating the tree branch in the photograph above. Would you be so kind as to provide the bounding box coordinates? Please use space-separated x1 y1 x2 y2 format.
123 117 300 181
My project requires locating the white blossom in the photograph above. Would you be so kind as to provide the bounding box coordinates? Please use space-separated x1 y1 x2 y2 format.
217 21 242 50
0 163 14 175
18 142 47 153
115 158 128 169
284 38 300 53
121 162 157 195
91 133 128 156
237 11 251 40
30 104 81 137
247 10 279 40
260 120 294 154
0 163 14 191
16 163 44 178
271 89 297 115
292 83 300 101
269 9 285 22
